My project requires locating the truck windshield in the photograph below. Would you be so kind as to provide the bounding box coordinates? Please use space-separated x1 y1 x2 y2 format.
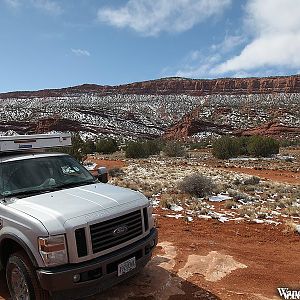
0 155 95 198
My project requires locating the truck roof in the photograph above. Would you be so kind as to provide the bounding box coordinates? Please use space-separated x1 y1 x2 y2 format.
0 152 68 163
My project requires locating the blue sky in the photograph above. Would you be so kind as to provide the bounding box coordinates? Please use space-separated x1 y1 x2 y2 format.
0 0 300 92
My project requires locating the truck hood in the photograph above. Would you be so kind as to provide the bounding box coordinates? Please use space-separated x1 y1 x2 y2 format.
7 183 148 234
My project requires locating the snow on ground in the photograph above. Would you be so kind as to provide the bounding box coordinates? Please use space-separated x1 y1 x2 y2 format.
109 156 300 228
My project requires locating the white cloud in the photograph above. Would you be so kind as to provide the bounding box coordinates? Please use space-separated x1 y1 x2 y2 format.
173 0 300 78
214 0 300 74
3 0 62 15
97 0 231 36
4 0 21 8
31 0 62 15
71 49 91 57
175 52 221 78
211 34 245 53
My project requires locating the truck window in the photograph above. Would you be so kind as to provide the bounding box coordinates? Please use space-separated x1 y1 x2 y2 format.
0 155 95 198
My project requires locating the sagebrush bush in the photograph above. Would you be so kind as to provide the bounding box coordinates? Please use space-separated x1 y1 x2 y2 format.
243 176 260 185
125 139 162 158
212 136 242 159
178 173 214 197
283 220 298 234
125 141 149 158
247 136 279 157
144 139 163 155
82 140 96 154
212 135 279 159
96 138 118 154
163 141 185 157
224 200 237 209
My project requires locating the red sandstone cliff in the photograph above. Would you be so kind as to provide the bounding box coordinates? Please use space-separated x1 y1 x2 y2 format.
1 75 300 99
238 122 300 138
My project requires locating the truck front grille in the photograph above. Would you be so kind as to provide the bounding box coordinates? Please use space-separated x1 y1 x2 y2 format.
89 210 143 254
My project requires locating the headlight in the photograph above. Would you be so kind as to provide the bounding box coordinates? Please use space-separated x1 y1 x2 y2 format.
38 235 68 267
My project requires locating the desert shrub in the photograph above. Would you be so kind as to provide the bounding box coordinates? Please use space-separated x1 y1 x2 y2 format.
144 139 163 155
125 141 149 158
108 167 125 177
178 173 214 197
283 220 299 234
285 206 300 217
230 191 251 202
243 176 260 185
82 140 96 154
237 207 256 219
212 135 279 159
163 141 186 157
125 139 162 158
189 140 211 149
247 136 279 157
280 139 300 147
212 136 241 159
96 138 118 154
224 200 238 209
160 194 176 209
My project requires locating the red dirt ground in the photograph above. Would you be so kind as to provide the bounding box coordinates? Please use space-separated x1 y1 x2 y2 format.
1 214 299 300
154 211 300 300
220 167 300 185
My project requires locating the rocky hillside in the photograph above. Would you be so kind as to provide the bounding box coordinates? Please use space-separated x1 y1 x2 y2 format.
0 75 299 140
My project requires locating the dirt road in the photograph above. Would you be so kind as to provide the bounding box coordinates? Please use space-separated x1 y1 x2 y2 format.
1 213 299 300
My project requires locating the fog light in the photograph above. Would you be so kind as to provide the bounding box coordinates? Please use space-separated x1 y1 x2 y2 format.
73 274 81 283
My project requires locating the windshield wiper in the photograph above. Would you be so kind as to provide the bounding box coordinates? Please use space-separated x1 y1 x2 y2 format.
4 189 51 198
2 180 97 198
55 179 97 190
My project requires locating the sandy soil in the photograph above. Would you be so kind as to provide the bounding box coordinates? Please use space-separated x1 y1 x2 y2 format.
1 214 299 300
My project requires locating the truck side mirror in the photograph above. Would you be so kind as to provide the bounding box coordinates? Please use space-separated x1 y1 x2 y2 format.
97 167 108 183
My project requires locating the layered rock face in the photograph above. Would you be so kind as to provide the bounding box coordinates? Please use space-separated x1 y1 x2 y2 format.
0 75 299 140
1 75 300 99
239 122 300 138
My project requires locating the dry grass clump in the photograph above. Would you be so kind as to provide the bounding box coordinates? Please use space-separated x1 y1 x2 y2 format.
224 200 238 209
283 220 298 234
228 189 252 202
239 185 256 193
237 206 256 219
243 176 260 185
178 173 215 197
277 198 295 208
184 198 210 215
159 193 180 209
256 207 271 219
284 206 300 217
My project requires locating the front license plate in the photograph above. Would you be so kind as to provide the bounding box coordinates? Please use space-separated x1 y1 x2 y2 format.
118 257 136 276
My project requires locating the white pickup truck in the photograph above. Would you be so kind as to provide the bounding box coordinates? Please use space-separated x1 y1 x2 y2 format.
0 134 157 299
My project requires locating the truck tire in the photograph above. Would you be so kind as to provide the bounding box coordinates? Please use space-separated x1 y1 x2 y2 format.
6 251 50 300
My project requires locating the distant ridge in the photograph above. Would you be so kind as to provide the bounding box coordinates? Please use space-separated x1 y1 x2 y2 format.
1 74 300 99
0 75 299 141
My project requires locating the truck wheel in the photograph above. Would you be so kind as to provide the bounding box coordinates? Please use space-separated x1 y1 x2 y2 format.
6 251 50 300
